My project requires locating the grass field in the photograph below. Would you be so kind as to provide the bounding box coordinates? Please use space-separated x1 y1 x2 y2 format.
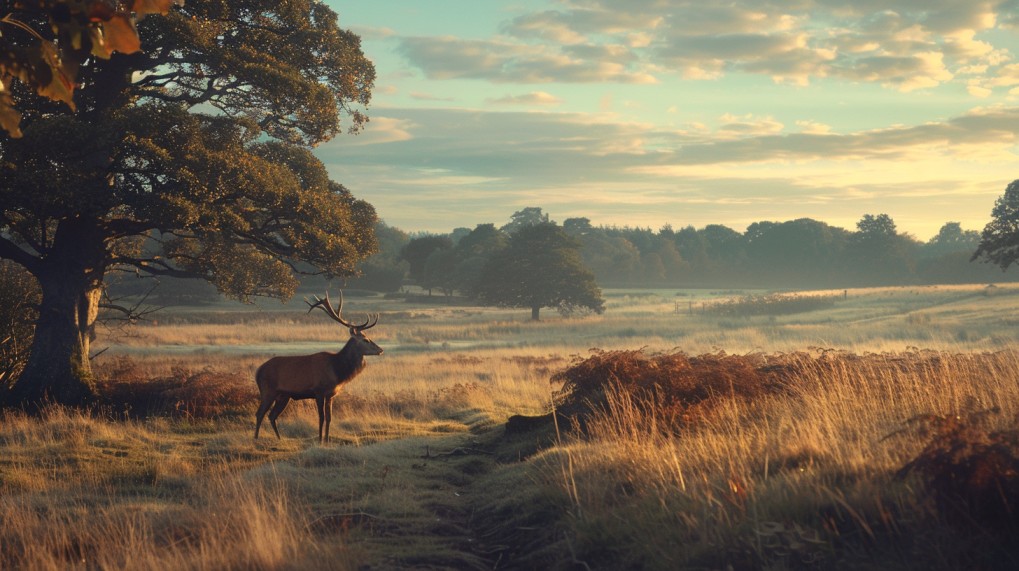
3 284 1019 569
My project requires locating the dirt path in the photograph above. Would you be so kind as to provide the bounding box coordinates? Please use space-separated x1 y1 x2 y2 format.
276 415 563 570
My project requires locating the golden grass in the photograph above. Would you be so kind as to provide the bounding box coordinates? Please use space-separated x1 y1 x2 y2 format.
535 349 1019 569
4 283 1019 569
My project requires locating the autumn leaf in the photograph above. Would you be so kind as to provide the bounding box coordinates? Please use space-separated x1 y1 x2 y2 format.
99 13 141 55
0 80 23 137
35 42 76 111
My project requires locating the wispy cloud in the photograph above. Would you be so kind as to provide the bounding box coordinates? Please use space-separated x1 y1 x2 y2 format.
389 1 1018 93
321 104 1017 236
486 91 564 106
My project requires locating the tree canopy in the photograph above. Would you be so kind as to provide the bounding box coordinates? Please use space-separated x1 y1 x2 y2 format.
0 0 377 406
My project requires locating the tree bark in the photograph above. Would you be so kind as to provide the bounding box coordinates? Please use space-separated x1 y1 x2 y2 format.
8 216 106 408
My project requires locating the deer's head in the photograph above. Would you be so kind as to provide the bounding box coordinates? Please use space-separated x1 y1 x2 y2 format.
306 291 383 356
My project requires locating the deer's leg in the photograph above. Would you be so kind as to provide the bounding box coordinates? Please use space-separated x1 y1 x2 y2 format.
323 396 333 443
268 396 291 440
254 393 275 439
315 395 326 443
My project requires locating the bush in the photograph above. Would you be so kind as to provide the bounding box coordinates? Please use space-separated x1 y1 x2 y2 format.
97 358 256 419
707 293 839 316
896 405 1019 528
551 349 798 431
0 261 39 392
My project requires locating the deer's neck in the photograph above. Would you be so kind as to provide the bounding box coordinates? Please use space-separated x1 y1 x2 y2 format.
331 338 367 383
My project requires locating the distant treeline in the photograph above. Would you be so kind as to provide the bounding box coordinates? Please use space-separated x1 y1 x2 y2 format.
350 209 1010 293
114 208 1012 304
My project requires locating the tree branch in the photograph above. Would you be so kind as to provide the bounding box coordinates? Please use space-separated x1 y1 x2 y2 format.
0 234 39 274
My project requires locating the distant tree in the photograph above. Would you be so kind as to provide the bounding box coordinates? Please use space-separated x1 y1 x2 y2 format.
455 224 507 258
857 213 898 237
846 214 918 285
673 225 711 282
450 227 472 245
575 230 640 285
347 222 408 293
651 237 688 282
924 222 980 257
451 224 508 297
563 217 593 236
477 223 604 320
0 0 378 407
400 235 452 292
501 207 551 234
424 247 459 296
973 182 1019 272
744 218 847 287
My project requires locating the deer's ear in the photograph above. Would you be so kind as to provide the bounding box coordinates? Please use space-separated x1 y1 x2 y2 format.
349 327 357 336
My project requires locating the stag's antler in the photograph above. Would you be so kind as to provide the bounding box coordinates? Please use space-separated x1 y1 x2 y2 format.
306 291 378 331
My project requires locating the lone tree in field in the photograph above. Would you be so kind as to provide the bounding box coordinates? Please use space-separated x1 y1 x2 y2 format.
477 223 604 320
0 1 377 407
974 180 1019 271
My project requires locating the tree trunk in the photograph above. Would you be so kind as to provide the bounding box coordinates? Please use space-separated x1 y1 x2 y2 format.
8 216 106 408
12 277 100 406
531 306 540 321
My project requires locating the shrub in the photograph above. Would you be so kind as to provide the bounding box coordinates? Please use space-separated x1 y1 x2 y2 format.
707 293 839 316
896 405 1019 528
0 261 39 392
551 349 798 431
98 358 256 419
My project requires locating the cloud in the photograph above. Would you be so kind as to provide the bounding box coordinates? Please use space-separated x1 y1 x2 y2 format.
486 91 564 106
339 116 416 146
717 113 785 138
319 105 1017 236
390 1 1019 94
396 36 656 84
409 91 455 101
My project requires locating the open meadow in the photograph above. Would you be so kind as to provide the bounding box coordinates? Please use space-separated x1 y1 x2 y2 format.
4 284 1019 569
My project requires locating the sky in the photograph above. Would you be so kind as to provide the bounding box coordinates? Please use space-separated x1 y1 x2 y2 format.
319 0 1019 240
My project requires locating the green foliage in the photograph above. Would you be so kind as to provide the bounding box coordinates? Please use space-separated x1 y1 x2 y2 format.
975 179 1019 271
400 235 452 287
501 206 550 234
476 223 604 319
0 0 378 403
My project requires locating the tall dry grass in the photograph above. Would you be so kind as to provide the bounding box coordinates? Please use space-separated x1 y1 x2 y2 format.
0 408 360 570
534 349 1019 569
5 284 1019 569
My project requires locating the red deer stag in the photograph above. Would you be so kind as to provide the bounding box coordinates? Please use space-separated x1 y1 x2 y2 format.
254 291 383 443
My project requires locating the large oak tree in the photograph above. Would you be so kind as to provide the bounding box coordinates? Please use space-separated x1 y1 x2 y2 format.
0 0 377 406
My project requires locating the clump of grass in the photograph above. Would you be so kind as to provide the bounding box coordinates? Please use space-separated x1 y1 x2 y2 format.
708 293 840 316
